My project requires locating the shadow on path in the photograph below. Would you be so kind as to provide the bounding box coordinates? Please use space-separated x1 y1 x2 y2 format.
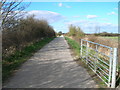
3 37 97 88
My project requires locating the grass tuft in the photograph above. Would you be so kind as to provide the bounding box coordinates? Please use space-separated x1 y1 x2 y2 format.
65 37 80 56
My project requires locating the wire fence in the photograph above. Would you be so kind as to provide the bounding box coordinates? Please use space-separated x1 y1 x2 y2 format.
80 39 118 88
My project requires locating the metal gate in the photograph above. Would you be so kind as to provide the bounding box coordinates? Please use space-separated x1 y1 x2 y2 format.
80 39 118 88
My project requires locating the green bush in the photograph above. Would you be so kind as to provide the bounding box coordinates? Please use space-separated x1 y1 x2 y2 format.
2 16 56 58
67 24 85 42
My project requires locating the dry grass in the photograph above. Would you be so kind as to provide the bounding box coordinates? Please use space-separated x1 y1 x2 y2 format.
66 34 119 87
84 35 119 64
2 16 56 58
85 35 118 48
83 35 118 55
65 35 120 87
84 35 120 87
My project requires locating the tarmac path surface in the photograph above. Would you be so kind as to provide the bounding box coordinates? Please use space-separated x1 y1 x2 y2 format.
3 37 97 88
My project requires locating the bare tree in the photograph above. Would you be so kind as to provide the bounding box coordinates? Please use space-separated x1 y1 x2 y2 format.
0 0 30 29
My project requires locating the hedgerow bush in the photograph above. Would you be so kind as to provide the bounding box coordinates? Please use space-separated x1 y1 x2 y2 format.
2 16 56 58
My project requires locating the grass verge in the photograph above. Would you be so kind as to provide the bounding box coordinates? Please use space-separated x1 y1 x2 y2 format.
2 37 55 82
65 36 106 88
102 36 118 39
65 37 80 56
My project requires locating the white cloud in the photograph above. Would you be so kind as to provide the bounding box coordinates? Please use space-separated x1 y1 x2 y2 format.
66 20 88 25
101 18 109 21
114 8 118 10
66 20 115 28
65 20 118 33
58 3 71 8
66 5 71 8
25 10 65 23
58 3 63 7
99 23 112 27
86 15 98 19
107 11 117 15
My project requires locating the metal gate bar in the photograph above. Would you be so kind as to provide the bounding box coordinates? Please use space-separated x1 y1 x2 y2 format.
80 39 118 88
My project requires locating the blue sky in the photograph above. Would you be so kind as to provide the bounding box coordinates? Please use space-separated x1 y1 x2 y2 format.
24 2 118 33
24 0 119 2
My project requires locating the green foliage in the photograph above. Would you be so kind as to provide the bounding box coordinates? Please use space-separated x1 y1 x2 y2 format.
76 27 85 38
68 25 84 37
68 25 77 36
57 31 63 36
65 37 80 56
102 36 118 40
67 25 85 42
2 37 55 82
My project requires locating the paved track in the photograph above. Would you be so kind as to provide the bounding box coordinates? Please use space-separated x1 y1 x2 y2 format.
3 37 97 88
